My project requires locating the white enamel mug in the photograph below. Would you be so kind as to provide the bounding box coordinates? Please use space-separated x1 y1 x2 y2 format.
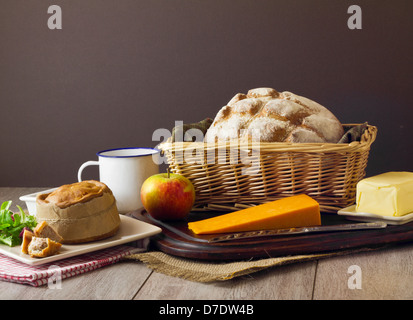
77 147 160 213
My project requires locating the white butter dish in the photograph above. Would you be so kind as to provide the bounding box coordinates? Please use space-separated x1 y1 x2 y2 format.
338 205 413 225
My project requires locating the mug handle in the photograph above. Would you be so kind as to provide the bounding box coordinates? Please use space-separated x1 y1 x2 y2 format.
77 161 99 182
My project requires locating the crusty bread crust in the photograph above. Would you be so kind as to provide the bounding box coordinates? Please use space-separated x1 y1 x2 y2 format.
205 88 344 143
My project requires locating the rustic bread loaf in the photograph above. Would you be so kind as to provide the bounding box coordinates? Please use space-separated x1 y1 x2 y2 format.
204 88 344 143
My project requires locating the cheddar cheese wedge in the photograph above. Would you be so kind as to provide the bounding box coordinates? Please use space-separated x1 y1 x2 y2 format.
188 194 321 234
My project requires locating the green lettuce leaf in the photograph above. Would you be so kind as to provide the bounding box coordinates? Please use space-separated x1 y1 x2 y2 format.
0 201 37 247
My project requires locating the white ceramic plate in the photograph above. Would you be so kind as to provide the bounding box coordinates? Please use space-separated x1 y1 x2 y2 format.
337 205 413 225
0 215 161 266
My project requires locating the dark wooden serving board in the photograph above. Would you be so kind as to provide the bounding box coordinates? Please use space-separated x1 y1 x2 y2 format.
127 210 413 261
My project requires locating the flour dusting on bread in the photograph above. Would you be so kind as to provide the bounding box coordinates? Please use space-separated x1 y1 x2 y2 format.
204 88 344 143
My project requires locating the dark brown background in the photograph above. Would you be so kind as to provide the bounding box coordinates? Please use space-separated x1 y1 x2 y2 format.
1 0 412 187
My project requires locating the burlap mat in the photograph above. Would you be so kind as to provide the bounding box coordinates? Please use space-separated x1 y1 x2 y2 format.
122 247 376 282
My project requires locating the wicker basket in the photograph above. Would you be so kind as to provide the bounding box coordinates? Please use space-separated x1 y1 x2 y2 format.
159 124 377 213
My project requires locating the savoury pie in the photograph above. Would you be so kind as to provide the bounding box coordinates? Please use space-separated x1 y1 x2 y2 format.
36 180 120 244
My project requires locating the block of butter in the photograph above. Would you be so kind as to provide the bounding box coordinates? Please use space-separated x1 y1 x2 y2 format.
356 171 413 217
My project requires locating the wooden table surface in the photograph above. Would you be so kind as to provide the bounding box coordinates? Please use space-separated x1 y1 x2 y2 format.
1 187 413 301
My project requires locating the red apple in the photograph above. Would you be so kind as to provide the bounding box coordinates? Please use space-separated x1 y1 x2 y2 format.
140 171 196 221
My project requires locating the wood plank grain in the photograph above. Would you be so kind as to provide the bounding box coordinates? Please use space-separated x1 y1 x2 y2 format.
313 243 413 299
134 261 317 300
0 187 41 208
0 262 153 300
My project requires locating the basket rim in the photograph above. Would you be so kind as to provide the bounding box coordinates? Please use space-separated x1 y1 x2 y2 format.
159 124 377 154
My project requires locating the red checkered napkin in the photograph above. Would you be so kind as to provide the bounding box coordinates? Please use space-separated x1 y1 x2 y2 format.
0 245 141 287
